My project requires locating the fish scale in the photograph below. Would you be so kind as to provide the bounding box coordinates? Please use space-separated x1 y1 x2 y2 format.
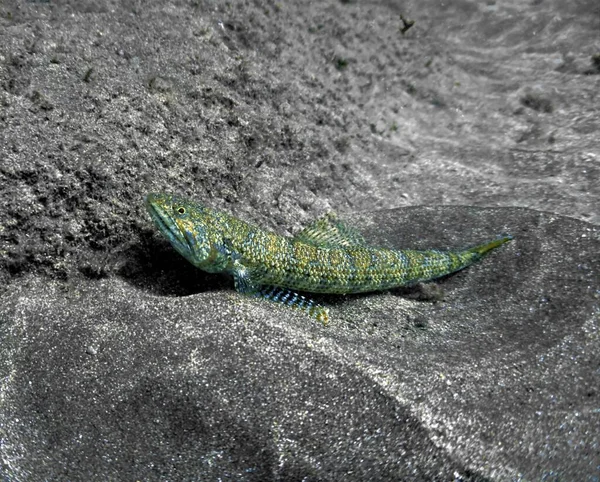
146 193 512 324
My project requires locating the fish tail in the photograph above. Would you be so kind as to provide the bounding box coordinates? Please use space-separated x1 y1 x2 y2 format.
465 234 513 259
428 234 513 282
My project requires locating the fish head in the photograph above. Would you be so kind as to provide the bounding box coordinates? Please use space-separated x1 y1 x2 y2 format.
145 193 215 268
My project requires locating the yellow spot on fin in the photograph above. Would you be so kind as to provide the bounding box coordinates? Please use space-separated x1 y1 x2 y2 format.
293 212 367 248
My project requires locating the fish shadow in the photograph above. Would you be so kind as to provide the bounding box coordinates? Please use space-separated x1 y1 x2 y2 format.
115 228 230 297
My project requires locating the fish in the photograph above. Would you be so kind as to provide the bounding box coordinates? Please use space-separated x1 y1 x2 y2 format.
145 193 512 324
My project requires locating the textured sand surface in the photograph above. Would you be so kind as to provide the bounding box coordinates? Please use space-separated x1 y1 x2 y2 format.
0 0 598 480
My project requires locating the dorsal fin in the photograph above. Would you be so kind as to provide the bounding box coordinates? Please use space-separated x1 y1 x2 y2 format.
292 212 367 248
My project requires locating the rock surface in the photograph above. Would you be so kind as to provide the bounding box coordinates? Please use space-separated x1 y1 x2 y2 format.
1 0 599 287
1 207 598 480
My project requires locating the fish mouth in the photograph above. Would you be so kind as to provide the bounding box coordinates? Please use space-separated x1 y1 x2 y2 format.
145 193 191 257
145 194 172 235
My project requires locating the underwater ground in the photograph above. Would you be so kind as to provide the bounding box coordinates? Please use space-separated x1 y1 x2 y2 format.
0 0 598 480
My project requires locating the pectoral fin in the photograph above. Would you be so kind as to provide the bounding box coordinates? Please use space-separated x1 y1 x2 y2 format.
256 286 330 325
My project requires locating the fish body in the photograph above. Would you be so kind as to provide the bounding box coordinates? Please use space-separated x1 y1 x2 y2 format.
145 193 512 324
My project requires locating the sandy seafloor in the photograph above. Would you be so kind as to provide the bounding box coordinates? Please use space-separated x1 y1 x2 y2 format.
0 0 599 480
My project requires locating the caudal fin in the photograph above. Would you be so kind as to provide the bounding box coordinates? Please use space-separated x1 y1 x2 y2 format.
466 234 513 257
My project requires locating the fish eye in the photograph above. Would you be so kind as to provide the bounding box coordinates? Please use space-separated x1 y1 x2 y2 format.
176 206 186 215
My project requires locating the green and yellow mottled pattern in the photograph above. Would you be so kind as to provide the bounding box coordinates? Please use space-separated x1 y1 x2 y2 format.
146 193 512 324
